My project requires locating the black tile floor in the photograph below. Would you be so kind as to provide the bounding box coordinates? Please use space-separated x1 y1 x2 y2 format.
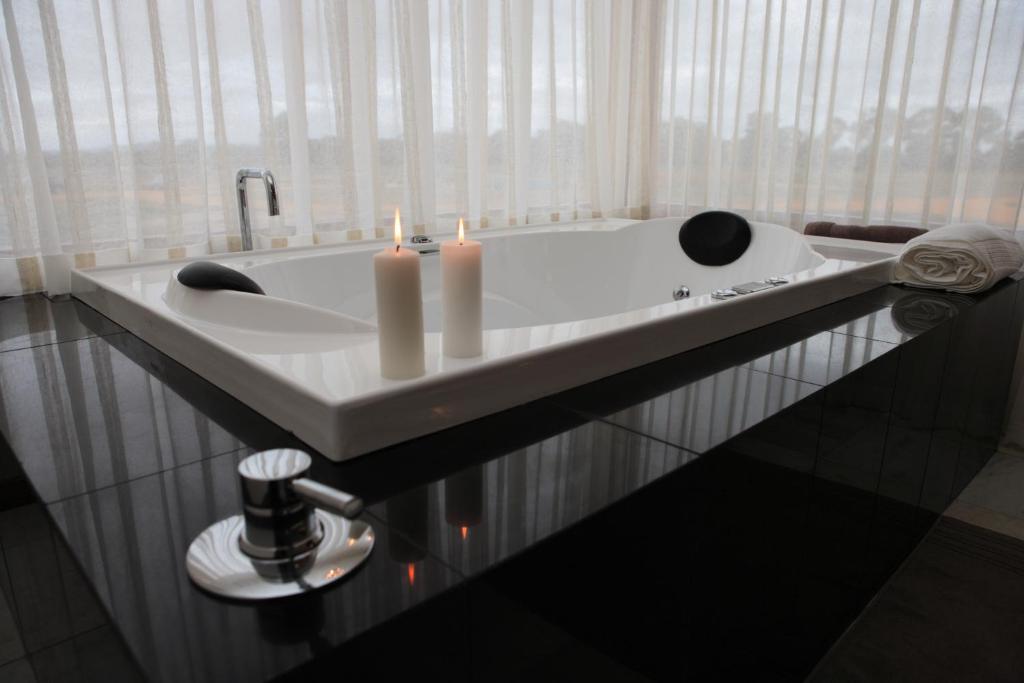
810 518 1024 683
947 450 1024 539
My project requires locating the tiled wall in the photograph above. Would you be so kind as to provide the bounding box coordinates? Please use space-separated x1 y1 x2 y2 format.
458 282 1024 681
0 277 1022 682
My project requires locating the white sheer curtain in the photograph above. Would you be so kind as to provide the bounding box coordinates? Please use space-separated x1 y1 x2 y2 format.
0 0 1022 296
655 0 1024 230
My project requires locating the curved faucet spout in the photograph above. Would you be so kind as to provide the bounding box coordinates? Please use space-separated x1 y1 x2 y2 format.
235 168 279 251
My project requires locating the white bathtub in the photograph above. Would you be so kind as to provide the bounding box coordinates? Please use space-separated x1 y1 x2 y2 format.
72 218 895 461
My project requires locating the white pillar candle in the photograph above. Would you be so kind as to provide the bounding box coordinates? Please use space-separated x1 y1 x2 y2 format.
441 219 483 358
373 209 425 379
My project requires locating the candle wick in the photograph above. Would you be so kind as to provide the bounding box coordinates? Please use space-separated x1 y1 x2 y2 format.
395 244 400 254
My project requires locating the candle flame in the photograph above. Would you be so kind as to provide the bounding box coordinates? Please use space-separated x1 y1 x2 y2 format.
407 563 416 585
393 207 402 252
458 218 465 245
460 526 468 540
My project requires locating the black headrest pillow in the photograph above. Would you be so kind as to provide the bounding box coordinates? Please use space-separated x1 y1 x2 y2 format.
678 211 752 266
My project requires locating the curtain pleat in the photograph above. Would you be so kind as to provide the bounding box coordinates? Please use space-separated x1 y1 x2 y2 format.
2 0 67 293
346 0 380 236
464 0 486 226
39 0 91 250
280 0 313 239
108 0 140 258
0 0 1021 295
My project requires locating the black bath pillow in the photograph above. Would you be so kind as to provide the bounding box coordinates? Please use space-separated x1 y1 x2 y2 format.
177 261 265 295
678 211 752 266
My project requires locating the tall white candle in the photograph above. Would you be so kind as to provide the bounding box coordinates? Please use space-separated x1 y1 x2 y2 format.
441 219 483 358
373 209 425 379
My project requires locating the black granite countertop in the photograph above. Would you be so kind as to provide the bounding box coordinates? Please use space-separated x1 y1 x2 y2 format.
0 278 1020 682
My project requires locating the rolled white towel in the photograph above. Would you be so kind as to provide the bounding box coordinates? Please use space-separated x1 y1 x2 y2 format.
892 223 1023 294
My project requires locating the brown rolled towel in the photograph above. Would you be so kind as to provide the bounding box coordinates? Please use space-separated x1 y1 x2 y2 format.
805 221 928 244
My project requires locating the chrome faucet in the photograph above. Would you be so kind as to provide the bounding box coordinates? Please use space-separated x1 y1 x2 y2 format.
235 168 279 251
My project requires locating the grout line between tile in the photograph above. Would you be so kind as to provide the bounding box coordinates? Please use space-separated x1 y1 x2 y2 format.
0 329 127 357
995 446 1024 461
589 413 704 458
777 319 909 347
944 500 1024 544
546 366 825 443
741 364 828 388
37 444 252 507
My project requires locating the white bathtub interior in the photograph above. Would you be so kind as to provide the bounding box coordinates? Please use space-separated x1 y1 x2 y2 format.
237 219 826 332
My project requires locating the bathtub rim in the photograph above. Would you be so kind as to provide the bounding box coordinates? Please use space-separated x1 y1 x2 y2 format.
70 219 897 460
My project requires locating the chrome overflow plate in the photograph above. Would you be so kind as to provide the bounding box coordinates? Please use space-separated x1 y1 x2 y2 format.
407 234 439 254
186 449 374 601
712 276 789 301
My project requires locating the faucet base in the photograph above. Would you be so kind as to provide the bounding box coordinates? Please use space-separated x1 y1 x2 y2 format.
186 510 374 601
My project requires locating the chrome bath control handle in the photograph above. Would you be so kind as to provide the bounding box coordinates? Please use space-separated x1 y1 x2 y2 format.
294 478 364 518
238 449 363 560
186 449 374 601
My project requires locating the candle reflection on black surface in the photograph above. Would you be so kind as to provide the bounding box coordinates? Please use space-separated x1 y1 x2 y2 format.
444 466 483 540
386 486 429 585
